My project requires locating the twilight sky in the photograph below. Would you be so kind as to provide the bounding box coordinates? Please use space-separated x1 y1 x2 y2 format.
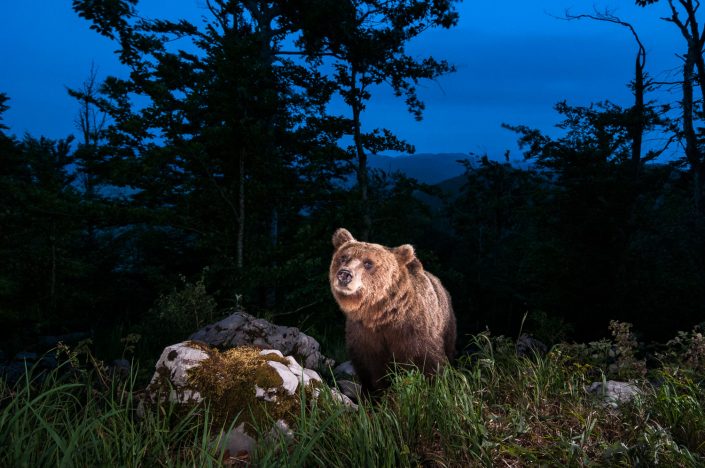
0 1 686 159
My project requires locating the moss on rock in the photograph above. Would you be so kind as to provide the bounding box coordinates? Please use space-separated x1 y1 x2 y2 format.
186 346 304 432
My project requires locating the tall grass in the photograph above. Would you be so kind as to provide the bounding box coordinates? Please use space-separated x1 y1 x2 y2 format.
253 334 705 467
3 334 705 466
0 361 219 467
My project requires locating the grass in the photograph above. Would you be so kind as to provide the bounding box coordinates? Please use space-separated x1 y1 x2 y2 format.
2 329 705 467
0 361 221 467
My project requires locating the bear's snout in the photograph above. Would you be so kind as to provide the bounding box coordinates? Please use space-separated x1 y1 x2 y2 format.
337 268 353 286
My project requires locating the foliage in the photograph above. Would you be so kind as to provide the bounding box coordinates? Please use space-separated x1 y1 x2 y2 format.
0 356 220 466
256 330 705 466
288 0 459 238
4 0 705 461
139 271 219 352
553 321 647 381
496 101 705 341
1 0 705 365
608 320 647 379
656 324 705 375
6 329 705 466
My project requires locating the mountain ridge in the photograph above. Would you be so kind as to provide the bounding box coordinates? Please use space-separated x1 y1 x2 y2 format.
368 152 532 185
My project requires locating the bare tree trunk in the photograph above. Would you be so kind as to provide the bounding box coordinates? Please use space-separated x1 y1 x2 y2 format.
351 68 371 241
630 50 645 178
697 166 704 218
682 0 705 101
50 221 57 312
664 0 705 218
682 49 702 216
690 53 705 218
265 207 278 307
682 0 705 218
237 148 245 269
564 11 647 178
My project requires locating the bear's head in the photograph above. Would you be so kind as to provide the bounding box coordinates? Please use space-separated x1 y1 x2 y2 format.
329 228 421 318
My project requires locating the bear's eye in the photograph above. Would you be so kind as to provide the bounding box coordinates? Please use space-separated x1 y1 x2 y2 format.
363 260 374 270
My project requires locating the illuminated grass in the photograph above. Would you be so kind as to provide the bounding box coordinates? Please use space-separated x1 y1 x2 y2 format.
2 334 704 466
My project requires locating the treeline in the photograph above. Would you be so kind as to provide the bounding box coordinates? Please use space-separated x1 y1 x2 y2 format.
1 0 704 357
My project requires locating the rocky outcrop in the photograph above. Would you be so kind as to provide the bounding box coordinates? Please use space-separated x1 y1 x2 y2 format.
189 311 334 371
144 340 355 460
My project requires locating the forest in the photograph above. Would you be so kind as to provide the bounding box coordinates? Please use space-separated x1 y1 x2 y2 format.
3 0 703 357
3 0 705 465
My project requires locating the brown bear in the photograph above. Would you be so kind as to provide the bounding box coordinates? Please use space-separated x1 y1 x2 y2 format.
329 228 456 393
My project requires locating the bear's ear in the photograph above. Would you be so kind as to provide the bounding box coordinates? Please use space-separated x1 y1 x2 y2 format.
332 228 355 249
393 244 416 265
395 244 422 272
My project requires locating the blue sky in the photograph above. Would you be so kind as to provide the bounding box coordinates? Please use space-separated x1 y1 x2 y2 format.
0 1 685 159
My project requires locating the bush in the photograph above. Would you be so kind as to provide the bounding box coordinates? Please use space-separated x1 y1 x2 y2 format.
139 270 219 352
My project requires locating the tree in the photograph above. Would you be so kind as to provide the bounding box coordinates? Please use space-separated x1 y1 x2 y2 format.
68 63 107 198
0 128 88 326
72 0 350 314
563 9 669 178
504 100 705 340
289 0 459 240
637 0 705 218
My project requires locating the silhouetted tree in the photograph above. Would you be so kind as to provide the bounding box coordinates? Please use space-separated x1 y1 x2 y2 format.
636 0 705 219
564 9 670 178
72 0 351 317
503 100 705 340
288 0 459 240
68 63 107 198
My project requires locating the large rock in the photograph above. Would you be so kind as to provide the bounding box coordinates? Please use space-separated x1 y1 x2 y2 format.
190 311 334 371
516 334 548 357
148 342 209 404
144 341 356 459
587 380 642 408
333 360 356 379
332 361 361 402
336 380 362 402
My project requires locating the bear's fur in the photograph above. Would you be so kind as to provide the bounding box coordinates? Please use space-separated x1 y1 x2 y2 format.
329 228 456 393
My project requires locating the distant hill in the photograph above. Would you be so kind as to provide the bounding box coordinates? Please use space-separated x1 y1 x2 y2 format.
368 153 471 185
413 174 466 212
368 153 533 185
412 160 535 212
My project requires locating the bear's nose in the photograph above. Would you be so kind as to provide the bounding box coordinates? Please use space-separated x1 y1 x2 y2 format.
337 269 353 286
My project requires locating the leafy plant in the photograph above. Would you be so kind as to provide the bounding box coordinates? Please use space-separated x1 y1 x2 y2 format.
139 270 218 351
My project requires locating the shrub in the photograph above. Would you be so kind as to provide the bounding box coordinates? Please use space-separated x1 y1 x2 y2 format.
139 270 218 351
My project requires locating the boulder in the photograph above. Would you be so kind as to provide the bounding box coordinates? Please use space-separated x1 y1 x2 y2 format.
336 379 362 402
333 360 356 379
331 361 361 402
144 341 356 459
148 342 209 404
516 334 548 357
111 358 131 378
0 351 58 385
587 380 641 408
190 310 334 371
